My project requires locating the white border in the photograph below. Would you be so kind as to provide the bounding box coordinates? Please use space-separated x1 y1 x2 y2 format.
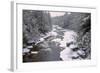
11 1 97 71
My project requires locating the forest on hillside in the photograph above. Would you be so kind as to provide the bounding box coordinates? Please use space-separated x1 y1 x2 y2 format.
23 10 91 62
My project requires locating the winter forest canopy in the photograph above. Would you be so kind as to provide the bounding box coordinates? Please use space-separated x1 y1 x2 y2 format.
23 10 91 62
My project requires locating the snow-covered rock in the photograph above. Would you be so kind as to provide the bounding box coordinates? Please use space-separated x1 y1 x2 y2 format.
59 30 78 60
23 48 30 53
60 47 72 60
51 38 62 42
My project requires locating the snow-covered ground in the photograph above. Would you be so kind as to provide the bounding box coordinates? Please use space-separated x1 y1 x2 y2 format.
23 25 85 61
39 25 80 60
59 29 78 60
44 25 79 60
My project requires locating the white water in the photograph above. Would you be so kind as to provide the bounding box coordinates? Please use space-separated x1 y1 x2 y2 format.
23 25 79 61
59 30 78 60
45 25 79 60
